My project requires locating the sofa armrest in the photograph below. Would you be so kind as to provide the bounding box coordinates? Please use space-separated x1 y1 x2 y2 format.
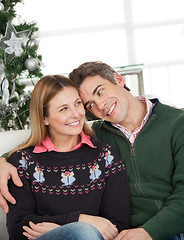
0 129 31 156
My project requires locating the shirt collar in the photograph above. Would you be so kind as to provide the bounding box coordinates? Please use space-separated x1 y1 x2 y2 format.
33 130 96 153
111 96 153 131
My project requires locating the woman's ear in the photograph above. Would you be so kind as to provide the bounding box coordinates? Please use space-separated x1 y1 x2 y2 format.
113 73 125 88
44 117 49 126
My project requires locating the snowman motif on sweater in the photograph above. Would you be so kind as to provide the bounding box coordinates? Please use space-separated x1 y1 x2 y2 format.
89 164 102 181
19 156 28 169
33 166 45 183
104 150 114 167
61 171 76 186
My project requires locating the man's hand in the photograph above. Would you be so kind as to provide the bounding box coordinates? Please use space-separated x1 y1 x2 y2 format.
0 157 23 213
113 228 152 240
23 221 60 239
79 214 118 240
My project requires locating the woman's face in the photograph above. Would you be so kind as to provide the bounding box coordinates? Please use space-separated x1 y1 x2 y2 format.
44 86 85 140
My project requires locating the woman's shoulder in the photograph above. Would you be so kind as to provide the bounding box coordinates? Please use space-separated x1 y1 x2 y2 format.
90 137 124 172
10 147 34 165
90 136 120 158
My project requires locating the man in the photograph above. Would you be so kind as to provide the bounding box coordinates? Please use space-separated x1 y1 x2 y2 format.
0 61 184 239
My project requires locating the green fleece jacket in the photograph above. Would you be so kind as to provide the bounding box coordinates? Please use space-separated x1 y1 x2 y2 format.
92 99 184 240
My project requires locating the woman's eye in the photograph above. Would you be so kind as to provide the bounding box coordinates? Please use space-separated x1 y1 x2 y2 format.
97 89 103 96
76 101 82 106
60 107 67 112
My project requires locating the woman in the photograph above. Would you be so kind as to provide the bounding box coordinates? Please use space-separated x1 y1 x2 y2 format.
7 75 130 240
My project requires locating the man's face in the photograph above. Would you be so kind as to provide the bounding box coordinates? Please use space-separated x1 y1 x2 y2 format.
79 75 129 125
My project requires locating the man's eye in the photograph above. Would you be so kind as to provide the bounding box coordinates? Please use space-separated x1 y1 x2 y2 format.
88 103 94 110
97 89 103 96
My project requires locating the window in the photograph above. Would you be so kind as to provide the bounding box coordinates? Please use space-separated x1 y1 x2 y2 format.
15 0 184 108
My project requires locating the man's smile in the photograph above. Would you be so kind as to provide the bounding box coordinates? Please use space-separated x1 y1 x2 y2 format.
106 102 117 116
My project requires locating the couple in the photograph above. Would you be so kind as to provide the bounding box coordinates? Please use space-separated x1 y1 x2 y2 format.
0 61 184 240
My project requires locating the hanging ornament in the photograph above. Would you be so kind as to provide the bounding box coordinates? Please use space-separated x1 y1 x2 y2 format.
4 32 24 56
0 61 5 84
0 61 5 74
25 57 39 71
2 78 10 105
0 22 31 63
0 2 4 12
26 39 39 48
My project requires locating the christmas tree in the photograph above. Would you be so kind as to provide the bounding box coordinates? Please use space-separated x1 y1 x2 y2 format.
0 0 43 131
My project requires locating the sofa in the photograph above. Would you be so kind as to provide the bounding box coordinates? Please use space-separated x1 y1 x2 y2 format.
0 129 31 240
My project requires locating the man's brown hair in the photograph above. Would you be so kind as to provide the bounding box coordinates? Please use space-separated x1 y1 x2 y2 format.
69 61 130 91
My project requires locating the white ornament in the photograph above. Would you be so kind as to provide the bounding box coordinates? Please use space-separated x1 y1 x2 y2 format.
0 22 31 63
0 62 5 88
2 79 10 105
4 32 24 57
0 2 4 12
25 58 39 71
26 39 38 48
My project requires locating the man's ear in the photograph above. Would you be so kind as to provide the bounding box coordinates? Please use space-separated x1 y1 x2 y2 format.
113 73 125 88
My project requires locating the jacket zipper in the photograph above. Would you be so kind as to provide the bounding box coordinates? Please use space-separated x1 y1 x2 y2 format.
156 200 162 211
130 143 143 196
102 114 156 197
131 144 135 157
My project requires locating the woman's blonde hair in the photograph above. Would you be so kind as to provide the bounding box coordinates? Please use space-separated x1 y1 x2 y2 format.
9 75 93 156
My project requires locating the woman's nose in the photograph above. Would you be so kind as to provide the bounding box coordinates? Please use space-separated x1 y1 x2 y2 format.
71 108 80 118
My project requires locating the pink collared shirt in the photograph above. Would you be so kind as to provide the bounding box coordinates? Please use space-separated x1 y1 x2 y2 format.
112 97 154 144
33 130 96 153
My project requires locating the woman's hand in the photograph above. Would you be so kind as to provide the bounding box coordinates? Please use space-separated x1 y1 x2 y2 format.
0 157 23 213
23 221 60 239
79 214 118 240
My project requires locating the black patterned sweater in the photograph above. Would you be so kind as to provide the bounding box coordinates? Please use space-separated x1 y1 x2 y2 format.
7 138 130 240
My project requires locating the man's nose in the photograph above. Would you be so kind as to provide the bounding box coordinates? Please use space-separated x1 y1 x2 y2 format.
96 99 106 111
